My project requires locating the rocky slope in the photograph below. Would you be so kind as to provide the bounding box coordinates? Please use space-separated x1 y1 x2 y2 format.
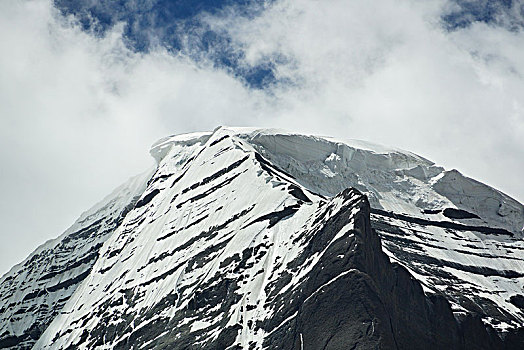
0 127 522 349
0 173 149 349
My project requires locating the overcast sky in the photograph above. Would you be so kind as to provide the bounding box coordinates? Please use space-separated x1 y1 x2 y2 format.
1 0 523 275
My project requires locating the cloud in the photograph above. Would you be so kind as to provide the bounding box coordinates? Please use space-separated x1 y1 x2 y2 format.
202 0 524 200
0 0 523 274
0 0 272 274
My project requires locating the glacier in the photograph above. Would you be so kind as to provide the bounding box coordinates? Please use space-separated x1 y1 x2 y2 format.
0 127 522 349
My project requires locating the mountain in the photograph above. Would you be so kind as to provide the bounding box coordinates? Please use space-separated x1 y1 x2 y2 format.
1 127 523 349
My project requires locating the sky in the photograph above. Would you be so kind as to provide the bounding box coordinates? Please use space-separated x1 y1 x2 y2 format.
1 0 523 275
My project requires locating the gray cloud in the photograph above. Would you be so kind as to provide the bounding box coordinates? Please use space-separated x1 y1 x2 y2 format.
1 0 523 275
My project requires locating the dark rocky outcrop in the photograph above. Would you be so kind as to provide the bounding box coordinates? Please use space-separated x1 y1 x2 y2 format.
263 189 523 349
443 208 481 220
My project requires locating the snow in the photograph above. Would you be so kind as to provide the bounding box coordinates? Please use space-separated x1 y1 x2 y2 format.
1 126 522 349
302 269 358 305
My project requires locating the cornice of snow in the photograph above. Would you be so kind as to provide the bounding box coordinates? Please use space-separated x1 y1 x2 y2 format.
150 126 523 235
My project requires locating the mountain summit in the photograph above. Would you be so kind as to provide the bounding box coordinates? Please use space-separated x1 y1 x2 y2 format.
1 127 523 349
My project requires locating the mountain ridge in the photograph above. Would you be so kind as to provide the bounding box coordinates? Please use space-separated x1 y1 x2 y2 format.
1 127 523 349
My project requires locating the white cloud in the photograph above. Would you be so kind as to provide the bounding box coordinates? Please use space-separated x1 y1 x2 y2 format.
1 0 523 274
0 0 271 274
204 0 524 200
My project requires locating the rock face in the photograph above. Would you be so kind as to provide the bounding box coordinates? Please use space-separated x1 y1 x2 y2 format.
1 127 523 349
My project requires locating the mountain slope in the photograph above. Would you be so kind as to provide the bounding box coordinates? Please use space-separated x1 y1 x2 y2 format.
1 127 523 349
0 173 150 349
243 130 524 332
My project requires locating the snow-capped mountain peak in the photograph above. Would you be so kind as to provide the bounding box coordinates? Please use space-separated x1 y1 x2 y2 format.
1 127 523 349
